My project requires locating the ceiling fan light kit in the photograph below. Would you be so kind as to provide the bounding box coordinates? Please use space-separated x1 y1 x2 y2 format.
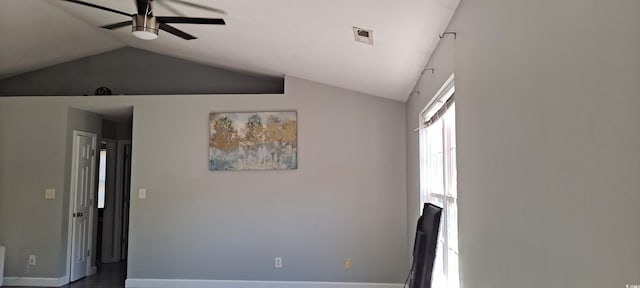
132 15 159 40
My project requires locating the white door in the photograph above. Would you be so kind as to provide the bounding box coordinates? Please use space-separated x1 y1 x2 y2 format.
70 131 96 282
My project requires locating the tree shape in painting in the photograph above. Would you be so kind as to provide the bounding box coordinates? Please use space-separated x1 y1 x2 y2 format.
211 116 239 153
244 114 264 148
241 114 265 164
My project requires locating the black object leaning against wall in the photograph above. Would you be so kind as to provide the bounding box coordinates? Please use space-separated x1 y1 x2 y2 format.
409 203 443 288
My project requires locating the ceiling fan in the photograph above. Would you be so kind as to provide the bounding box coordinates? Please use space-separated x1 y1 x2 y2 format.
62 0 226 40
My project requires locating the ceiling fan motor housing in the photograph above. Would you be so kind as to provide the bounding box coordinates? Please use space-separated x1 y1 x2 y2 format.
132 14 159 40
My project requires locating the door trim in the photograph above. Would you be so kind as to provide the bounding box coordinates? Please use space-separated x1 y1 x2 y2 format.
65 130 97 284
117 140 132 261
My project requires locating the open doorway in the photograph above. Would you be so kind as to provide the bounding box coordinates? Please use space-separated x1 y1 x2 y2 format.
97 119 133 267
66 106 133 284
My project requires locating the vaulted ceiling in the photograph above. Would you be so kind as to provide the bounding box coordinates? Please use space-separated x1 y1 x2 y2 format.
0 0 459 101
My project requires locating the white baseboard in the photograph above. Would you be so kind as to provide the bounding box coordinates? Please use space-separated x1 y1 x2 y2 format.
89 266 98 276
125 279 405 288
0 246 4 287
2 276 67 287
59 274 70 286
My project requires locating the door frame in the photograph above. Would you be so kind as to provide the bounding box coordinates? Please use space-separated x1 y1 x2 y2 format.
101 139 133 263
65 130 98 283
100 139 119 263
117 140 132 261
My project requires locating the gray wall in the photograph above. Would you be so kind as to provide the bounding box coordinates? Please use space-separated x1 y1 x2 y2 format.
406 0 640 287
0 101 68 278
0 47 284 96
126 77 407 282
103 120 132 140
405 31 456 258
0 76 408 283
0 104 101 278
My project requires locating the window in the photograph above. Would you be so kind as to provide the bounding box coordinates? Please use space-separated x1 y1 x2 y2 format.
419 75 459 288
97 149 107 209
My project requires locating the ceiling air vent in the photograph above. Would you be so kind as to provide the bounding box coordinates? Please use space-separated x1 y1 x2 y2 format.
353 27 373 45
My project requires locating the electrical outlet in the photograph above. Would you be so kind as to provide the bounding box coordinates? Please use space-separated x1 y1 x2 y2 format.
344 258 352 270
27 255 36 266
274 257 282 268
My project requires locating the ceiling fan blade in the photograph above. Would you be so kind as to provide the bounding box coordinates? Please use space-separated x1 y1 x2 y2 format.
157 0 226 15
157 17 225 25
101 21 133 30
159 23 197 40
61 0 131 17
136 0 153 15
154 0 184 16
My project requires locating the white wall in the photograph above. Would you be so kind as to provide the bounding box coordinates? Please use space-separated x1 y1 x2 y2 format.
407 0 640 287
0 76 409 284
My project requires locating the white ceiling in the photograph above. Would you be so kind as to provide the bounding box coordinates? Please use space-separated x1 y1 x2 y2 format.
0 0 459 101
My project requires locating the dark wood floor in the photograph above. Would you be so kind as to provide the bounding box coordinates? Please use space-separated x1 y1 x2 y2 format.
5 262 126 288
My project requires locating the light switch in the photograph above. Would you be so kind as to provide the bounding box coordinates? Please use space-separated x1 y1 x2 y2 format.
138 188 146 199
45 188 56 199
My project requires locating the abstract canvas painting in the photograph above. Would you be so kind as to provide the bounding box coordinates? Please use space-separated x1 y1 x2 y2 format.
209 111 297 171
